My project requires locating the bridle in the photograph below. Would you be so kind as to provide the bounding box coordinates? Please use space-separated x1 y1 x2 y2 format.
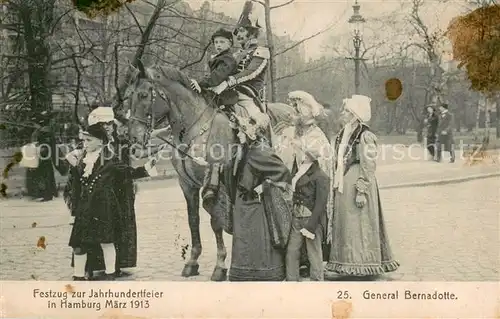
125 78 215 160
127 85 166 146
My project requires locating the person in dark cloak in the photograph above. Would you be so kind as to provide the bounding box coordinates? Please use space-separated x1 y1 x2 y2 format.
424 105 439 159
25 126 67 201
65 106 159 280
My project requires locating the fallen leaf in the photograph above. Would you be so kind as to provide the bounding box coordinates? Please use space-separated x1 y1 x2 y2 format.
37 236 46 249
32 222 37 228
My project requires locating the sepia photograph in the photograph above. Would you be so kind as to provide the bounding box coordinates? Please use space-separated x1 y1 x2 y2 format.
0 0 498 316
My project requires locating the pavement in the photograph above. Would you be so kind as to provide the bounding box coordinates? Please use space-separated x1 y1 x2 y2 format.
0 146 499 281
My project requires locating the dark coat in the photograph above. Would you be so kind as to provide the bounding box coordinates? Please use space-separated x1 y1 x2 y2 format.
426 112 439 142
199 49 239 106
436 111 455 150
65 145 149 270
292 161 330 235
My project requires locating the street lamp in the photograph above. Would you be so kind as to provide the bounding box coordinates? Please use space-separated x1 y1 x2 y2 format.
347 0 366 94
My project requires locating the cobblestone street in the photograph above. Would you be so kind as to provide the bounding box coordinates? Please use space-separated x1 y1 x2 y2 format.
0 177 498 281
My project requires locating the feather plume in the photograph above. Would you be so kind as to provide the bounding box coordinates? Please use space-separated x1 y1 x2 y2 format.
237 1 253 25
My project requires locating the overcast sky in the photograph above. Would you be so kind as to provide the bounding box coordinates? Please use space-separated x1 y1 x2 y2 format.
185 0 472 60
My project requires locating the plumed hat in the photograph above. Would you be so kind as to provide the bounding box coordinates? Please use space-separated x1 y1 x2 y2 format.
233 1 261 35
87 106 115 126
211 28 234 43
345 94 372 123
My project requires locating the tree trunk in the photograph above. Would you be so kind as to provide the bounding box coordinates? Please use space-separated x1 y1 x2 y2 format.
264 0 277 102
496 94 500 138
485 95 491 138
475 96 482 138
20 0 55 127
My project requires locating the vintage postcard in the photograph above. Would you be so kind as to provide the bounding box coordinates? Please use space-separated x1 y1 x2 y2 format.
0 0 498 317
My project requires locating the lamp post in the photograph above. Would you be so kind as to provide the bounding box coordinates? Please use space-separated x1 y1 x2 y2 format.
347 0 366 95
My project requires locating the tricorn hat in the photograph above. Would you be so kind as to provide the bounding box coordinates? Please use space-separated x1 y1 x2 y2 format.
211 28 234 44
79 123 109 141
233 1 261 35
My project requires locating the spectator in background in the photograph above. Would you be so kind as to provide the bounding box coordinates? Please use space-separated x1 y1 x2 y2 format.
25 126 65 201
436 103 456 163
424 105 439 160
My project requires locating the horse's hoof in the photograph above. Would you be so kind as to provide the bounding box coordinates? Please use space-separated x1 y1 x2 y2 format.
181 264 200 277
210 266 228 282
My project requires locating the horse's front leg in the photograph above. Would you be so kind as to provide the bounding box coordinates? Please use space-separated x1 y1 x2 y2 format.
180 183 202 277
210 216 228 281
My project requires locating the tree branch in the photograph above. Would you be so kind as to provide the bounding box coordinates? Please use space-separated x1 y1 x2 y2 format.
276 61 336 81
251 0 265 6
125 3 144 36
270 0 295 10
274 23 335 57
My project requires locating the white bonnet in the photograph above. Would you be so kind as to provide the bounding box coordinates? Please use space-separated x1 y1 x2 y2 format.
345 94 372 123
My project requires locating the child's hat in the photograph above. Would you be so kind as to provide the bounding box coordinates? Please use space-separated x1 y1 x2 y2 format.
211 28 233 43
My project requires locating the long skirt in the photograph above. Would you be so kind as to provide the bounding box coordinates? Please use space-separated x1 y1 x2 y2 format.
326 164 399 276
25 159 57 199
229 194 286 281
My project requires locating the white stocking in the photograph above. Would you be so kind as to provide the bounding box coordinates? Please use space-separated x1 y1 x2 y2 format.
100 243 116 275
73 253 87 277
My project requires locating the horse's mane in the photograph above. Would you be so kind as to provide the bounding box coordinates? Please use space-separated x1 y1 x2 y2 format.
153 65 193 91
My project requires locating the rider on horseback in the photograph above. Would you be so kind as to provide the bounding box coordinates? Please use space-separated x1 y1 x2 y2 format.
196 2 273 212
189 28 239 110
209 1 270 129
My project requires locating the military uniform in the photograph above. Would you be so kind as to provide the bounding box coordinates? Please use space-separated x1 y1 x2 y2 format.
228 38 270 118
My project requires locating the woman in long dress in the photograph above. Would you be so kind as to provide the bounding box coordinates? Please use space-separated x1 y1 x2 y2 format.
194 112 292 281
326 95 399 278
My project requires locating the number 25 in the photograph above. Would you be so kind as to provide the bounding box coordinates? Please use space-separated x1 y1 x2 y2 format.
337 290 350 299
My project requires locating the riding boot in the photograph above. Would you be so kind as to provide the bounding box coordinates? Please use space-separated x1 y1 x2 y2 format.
201 163 221 213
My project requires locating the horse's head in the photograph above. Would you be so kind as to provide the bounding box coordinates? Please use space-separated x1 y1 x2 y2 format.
123 60 167 148
124 61 210 149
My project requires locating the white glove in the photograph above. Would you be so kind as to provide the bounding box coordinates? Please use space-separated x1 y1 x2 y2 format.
254 184 263 195
144 155 159 177
300 228 316 240
190 79 201 93
65 149 83 167
209 81 228 95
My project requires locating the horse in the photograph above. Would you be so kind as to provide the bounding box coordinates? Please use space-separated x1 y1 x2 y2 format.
118 61 297 281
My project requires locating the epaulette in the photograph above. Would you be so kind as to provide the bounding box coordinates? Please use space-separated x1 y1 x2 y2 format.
253 46 270 59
